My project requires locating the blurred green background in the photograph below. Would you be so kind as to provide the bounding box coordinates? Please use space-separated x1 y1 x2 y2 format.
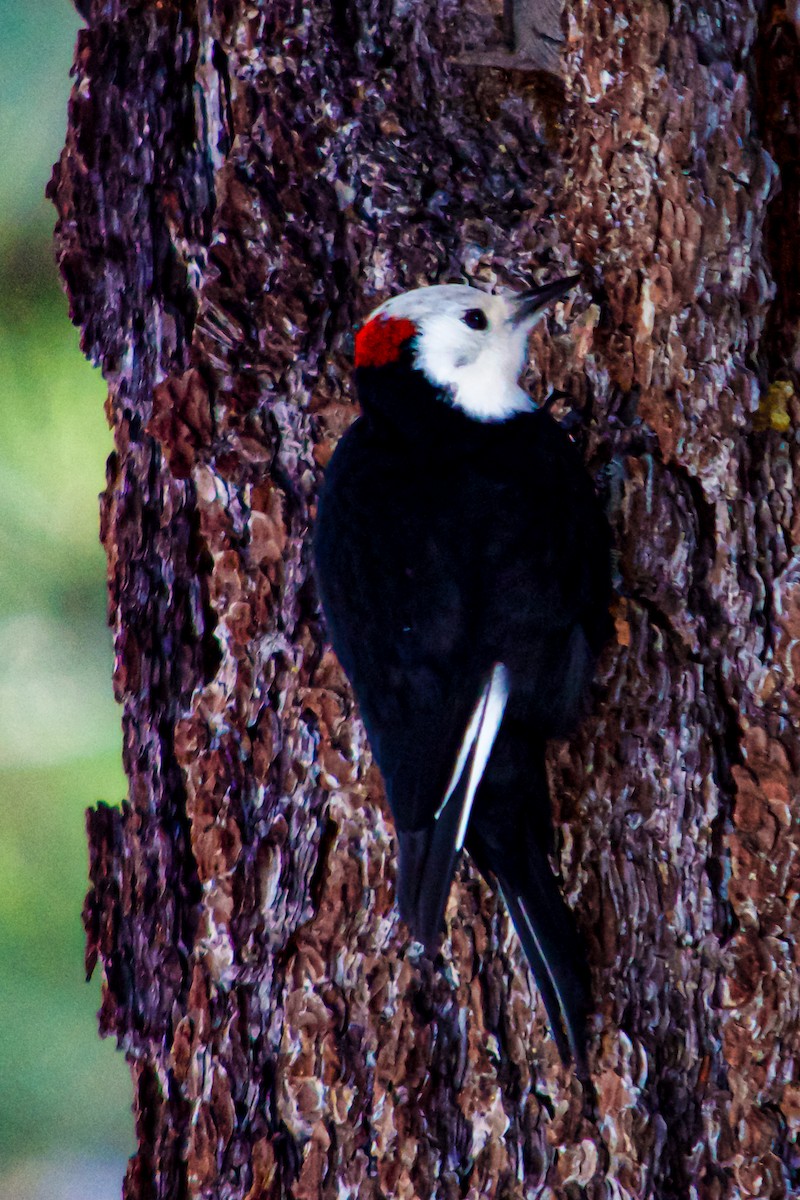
0 0 134 1192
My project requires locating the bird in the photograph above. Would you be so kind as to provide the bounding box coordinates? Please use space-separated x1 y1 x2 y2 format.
313 278 612 1072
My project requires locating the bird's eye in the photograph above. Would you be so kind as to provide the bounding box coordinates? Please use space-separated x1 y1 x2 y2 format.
463 308 488 331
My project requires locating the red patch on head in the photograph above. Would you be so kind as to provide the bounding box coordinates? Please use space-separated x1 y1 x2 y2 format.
354 315 417 369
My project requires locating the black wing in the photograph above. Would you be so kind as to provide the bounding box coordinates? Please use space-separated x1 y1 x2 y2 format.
314 417 504 944
315 407 611 1069
315 419 480 821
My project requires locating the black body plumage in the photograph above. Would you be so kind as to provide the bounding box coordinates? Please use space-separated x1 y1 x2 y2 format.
314 331 612 1071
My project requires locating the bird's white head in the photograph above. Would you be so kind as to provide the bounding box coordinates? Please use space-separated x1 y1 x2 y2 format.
354 278 580 422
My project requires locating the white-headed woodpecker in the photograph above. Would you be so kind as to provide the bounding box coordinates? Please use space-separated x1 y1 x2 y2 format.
313 279 612 1072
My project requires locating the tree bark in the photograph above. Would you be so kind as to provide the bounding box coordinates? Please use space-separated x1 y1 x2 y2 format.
50 1 800 1197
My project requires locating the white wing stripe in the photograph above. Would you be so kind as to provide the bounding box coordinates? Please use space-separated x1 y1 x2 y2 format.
435 685 486 821
455 663 509 850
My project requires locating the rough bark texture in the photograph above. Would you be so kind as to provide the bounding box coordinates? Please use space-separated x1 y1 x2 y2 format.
51 0 800 1197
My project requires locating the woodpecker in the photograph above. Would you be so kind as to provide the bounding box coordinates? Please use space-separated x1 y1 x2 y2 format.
313 278 612 1072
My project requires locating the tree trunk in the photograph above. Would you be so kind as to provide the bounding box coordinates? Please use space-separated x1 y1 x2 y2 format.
50 0 800 1196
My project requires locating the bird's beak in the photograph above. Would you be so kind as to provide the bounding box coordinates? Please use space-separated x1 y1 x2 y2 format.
510 274 582 328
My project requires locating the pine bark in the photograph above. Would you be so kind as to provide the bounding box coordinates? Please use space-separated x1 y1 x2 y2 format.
51 1 800 1197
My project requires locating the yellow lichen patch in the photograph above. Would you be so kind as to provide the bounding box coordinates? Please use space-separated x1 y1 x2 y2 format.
753 380 794 432
612 597 632 648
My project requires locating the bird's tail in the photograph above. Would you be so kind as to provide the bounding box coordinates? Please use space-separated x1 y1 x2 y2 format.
494 858 591 1074
467 739 592 1074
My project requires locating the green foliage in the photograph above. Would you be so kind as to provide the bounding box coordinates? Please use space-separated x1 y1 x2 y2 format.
0 280 135 1163
0 758 133 1163
0 0 135 1169
0 294 110 619
0 0 85 253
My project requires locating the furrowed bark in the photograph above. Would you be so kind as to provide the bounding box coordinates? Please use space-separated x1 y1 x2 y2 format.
51 1 800 1196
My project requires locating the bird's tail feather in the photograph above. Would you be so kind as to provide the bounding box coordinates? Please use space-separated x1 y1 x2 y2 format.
466 745 592 1074
495 867 591 1075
